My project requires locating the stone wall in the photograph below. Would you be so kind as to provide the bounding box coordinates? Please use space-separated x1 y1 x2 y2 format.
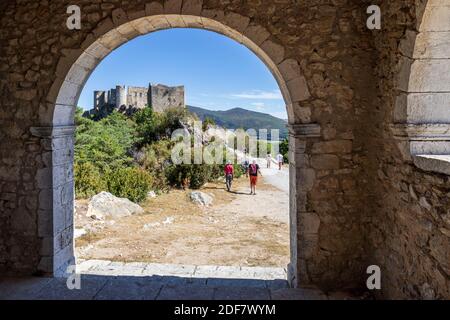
367 0 450 299
149 84 185 112
0 0 448 298
127 86 149 109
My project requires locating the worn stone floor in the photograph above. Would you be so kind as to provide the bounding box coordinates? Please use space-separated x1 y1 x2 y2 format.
0 260 357 300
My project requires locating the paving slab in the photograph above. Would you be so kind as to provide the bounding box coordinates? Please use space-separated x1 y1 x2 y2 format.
157 285 215 300
270 288 328 300
34 275 109 300
214 286 271 300
143 263 196 277
0 277 54 300
94 277 162 300
207 278 267 288
265 279 290 290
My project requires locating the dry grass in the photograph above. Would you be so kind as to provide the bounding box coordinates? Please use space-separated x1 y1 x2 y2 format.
75 175 289 267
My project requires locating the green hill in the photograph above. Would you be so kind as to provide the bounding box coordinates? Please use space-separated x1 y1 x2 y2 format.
187 106 288 139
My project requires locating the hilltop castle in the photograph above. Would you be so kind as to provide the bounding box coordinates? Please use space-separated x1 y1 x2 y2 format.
85 83 185 118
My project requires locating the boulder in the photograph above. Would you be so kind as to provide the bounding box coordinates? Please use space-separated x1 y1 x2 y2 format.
87 191 144 220
190 191 213 206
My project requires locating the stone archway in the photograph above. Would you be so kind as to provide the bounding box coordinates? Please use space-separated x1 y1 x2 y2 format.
392 0 450 165
35 10 316 286
1 0 375 294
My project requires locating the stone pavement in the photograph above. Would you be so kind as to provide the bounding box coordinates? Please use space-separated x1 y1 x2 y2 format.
0 260 358 300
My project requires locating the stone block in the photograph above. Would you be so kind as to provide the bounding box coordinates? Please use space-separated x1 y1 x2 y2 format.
407 93 450 123
312 140 352 154
112 8 128 26
409 59 450 92
116 22 140 40
130 17 156 34
53 105 76 126
148 15 170 30
299 212 320 235
311 154 340 170
55 81 82 106
297 168 316 191
421 5 450 31
244 23 270 46
224 12 250 33
182 0 203 16
145 2 164 15
414 31 450 59
97 29 128 51
260 39 285 64
278 59 302 82
165 14 186 28
164 0 182 14
181 15 203 28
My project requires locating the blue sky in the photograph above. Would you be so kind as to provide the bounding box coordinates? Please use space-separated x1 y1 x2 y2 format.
78 28 287 119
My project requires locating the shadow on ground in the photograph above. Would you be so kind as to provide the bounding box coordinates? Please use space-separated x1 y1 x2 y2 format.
0 274 359 300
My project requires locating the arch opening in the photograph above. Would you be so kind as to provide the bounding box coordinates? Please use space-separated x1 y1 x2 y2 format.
44 13 310 286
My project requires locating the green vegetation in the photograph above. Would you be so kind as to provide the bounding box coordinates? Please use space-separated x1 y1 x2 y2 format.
75 105 288 203
280 138 289 163
75 107 241 202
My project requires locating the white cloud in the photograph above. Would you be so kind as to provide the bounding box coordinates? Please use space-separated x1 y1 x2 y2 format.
251 102 265 110
230 90 283 100
269 111 288 120
251 102 265 107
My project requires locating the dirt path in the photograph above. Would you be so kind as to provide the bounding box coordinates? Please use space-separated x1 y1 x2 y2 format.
75 167 290 268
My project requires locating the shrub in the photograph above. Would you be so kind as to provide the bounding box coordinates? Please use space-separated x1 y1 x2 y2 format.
136 139 173 191
105 167 153 203
74 162 106 199
75 110 136 173
280 138 289 163
134 107 191 146
165 164 218 189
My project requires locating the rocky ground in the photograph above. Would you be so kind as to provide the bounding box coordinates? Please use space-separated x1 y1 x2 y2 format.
74 167 290 268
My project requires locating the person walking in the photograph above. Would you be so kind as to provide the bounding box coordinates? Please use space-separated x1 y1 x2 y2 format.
276 153 284 170
242 158 249 178
224 161 234 192
266 153 272 168
248 160 261 195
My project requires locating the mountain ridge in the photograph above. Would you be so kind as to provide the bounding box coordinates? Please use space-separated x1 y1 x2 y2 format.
187 105 288 139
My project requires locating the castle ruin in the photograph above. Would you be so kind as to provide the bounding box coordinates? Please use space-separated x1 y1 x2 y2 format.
88 83 185 118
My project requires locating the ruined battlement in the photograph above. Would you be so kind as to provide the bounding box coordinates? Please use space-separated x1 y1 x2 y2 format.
90 83 185 117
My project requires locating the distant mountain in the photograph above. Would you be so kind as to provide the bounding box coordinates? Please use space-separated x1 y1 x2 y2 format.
187 106 288 139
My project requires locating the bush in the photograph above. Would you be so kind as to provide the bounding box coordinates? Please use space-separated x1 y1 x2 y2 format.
136 139 173 191
74 162 106 199
280 138 289 163
165 164 221 189
105 167 153 203
75 110 136 173
134 106 191 146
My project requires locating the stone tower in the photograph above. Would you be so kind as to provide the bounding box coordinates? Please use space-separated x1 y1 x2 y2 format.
149 84 185 112
93 91 107 110
115 85 127 109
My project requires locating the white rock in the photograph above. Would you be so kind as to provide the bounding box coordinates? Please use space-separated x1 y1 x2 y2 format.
147 191 157 198
143 222 161 229
74 228 87 239
87 191 144 219
190 191 213 206
163 217 175 225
